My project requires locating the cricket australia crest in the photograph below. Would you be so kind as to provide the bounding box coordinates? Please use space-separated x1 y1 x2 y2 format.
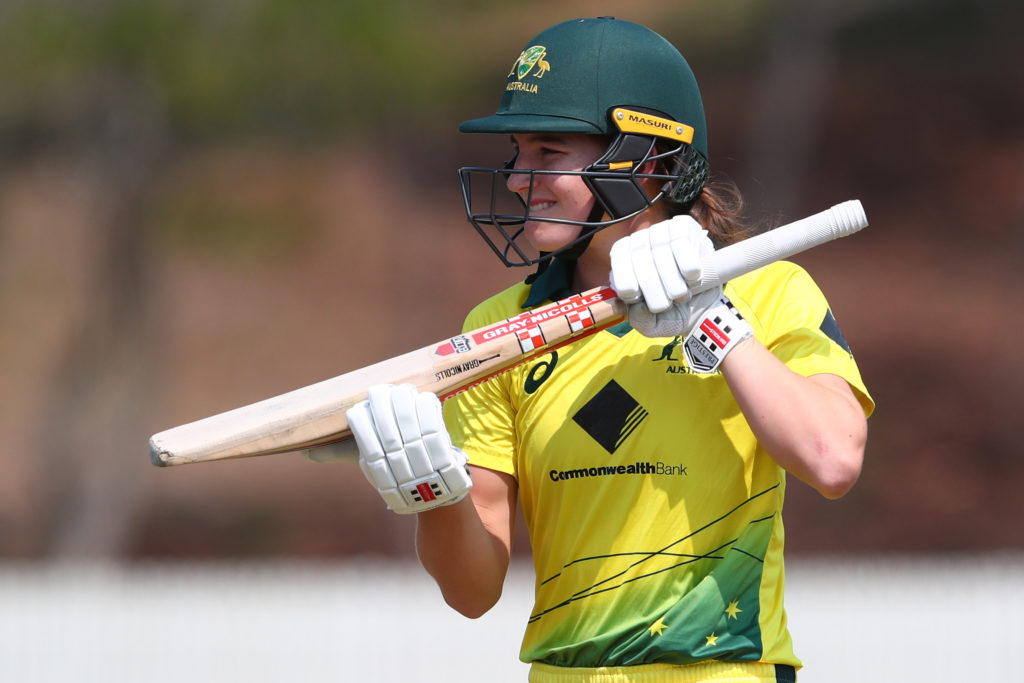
507 45 550 93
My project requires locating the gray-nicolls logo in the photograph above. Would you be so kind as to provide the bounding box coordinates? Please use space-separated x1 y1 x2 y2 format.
683 337 717 373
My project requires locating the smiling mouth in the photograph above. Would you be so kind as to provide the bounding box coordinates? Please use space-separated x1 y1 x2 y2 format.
529 200 556 213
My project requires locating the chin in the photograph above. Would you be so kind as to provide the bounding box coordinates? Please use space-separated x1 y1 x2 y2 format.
524 221 584 254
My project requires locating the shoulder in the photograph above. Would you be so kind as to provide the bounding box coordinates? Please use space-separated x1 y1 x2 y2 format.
726 261 830 325
728 260 819 298
727 261 875 415
462 281 532 332
725 260 842 353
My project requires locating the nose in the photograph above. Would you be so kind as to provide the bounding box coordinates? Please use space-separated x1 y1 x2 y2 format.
504 159 531 195
503 169 528 196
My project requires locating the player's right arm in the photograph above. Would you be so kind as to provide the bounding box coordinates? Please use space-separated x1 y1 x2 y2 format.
346 383 516 618
415 465 517 618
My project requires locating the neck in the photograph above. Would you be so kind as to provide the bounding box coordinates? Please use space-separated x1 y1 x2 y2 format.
570 205 671 293
572 251 612 293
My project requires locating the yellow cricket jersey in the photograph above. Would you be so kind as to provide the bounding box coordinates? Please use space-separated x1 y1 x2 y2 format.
443 258 874 671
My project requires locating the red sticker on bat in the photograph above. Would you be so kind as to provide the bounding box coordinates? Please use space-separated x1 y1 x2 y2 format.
516 327 545 353
566 309 594 331
435 335 472 357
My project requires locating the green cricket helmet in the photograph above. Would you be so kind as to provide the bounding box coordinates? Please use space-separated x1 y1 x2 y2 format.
458 16 709 267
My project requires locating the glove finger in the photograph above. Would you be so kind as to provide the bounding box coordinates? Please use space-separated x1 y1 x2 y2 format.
366 385 416 482
385 451 415 483
439 462 472 496
609 236 641 303
358 452 398 491
649 222 690 303
671 222 708 283
439 447 472 497
415 389 445 437
630 231 670 313
347 401 386 464
415 391 454 470
392 384 432 477
349 403 399 491
367 385 403 453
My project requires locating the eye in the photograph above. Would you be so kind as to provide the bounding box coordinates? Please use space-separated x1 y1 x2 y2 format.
538 145 570 160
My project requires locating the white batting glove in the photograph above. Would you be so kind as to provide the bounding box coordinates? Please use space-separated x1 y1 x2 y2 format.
346 384 472 515
609 214 724 339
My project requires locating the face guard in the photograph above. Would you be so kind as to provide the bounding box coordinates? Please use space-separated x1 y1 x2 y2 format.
458 107 709 267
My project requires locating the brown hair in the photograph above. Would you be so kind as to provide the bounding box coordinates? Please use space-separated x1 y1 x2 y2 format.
651 137 752 247
684 174 753 246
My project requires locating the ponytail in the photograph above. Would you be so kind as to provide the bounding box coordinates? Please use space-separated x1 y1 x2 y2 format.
686 174 752 246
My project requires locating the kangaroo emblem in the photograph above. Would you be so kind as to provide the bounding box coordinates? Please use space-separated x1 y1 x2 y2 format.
653 337 682 362
509 45 551 80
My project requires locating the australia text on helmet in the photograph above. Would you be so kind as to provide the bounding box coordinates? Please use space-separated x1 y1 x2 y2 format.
507 45 550 93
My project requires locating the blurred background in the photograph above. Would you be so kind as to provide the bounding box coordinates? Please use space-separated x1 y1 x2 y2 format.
1 0 1021 680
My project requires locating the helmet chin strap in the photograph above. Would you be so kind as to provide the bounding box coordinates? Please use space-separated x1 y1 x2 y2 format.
524 203 605 284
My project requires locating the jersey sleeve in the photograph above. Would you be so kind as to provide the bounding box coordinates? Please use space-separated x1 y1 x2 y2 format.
440 286 531 479
443 372 518 478
728 262 875 418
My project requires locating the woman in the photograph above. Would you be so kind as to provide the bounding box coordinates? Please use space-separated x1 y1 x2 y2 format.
344 17 873 682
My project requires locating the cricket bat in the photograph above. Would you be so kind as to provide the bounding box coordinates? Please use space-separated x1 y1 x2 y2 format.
150 199 868 467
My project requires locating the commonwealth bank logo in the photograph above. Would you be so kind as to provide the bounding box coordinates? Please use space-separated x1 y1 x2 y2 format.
572 380 648 453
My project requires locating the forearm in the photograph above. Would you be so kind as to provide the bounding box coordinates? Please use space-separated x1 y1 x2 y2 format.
415 467 515 618
721 339 867 498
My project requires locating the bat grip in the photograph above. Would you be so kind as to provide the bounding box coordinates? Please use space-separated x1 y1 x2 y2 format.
694 200 868 293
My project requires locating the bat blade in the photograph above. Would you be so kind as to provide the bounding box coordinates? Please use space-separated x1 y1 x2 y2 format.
149 200 868 466
150 287 626 466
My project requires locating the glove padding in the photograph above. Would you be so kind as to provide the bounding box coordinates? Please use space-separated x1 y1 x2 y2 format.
346 384 472 515
609 215 723 338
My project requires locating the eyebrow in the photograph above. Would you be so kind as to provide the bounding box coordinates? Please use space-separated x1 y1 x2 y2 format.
509 133 574 148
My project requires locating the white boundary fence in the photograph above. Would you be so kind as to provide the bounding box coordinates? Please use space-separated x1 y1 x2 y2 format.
1 555 1020 682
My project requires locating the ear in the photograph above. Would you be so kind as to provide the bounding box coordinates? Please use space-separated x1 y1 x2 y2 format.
638 159 663 199
638 156 658 173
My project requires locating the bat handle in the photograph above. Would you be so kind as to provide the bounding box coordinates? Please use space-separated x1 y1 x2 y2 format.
694 199 868 293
